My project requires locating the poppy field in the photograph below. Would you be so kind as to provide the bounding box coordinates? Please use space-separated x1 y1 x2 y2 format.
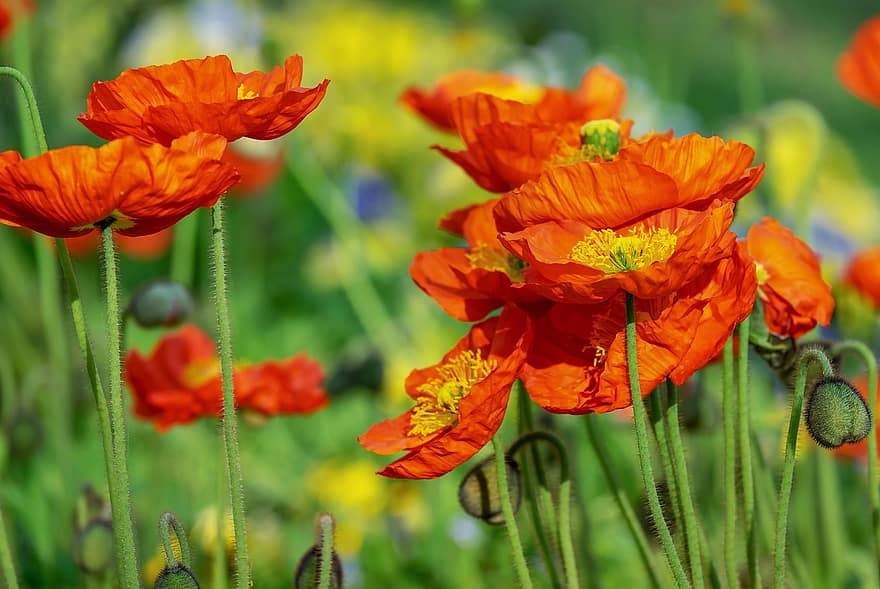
3 0 880 588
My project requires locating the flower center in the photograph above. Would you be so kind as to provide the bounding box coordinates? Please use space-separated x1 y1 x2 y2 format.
181 358 221 389
570 226 678 273
580 118 621 161
408 350 497 437
755 261 770 285
236 83 259 100
466 243 524 281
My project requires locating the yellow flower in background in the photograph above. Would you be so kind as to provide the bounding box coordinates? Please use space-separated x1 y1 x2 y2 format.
142 539 183 586
192 505 235 558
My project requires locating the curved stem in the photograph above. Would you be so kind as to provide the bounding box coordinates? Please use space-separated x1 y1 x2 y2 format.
509 431 579 588
100 227 141 588
665 380 705 589
583 415 662 589
159 512 193 568
491 436 533 589
625 293 690 588
722 339 738 588
773 348 834 589
829 340 879 581
736 317 759 589
0 66 48 154
317 514 334 589
210 201 251 589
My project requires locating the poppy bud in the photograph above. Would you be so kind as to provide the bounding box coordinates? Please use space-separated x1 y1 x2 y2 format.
153 563 201 589
73 519 114 575
294 514 343 589
805 376 871 449
458 455 522 525
127 281 194 328
580 119 621 161
4 404 42 460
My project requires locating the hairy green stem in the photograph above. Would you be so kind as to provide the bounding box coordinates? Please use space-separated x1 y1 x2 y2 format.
665 381 705 589
100 227 141 588
317 514 334 589
159 512 193 568
583 415 662 589
516 385 563 589
210 201 251 589
0 503 19 589
736 317 759 589
0 66 47 154
625 293 690 588
722 339 738 588
170 211 201 286
773 348 834 589
491 436 533 589
648 391 683 545
829 340 879 581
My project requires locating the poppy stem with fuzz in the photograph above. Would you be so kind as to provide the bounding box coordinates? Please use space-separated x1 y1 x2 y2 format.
491 436 533 589
317 514 334 589
508 431 579 589
583 415 663 589
624 293 691 589
664 380 705 589
0 504 20 589
0 66 48 154
721 339 738 589
829 340 880 581
773 347 834 589
736 317 760 589
100 227 142 589
159 512 194 569
210 200 251 589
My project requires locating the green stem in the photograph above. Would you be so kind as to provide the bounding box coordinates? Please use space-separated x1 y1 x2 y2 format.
624 293 690 588
734 21 764 116
829 340 880 582
159 512 193 568
516 384 563 589
491 436 533 589
0 66 48 154
170 211 201 287
722 339 738 588
508 431 579 589
100 227 141 588
773 348 834 589
648 391 683 544
317 514 334 589
665 381 705 589
736 318 759 589
0 503 19 589
583 415 662 589
210 201 251 589
10 17 37 158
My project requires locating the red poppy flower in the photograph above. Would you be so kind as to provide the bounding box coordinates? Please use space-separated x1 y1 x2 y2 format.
359 306 529 479
124 324 327 430
838 16 880 108
743 218 833 339
521 246 756 413
63 227 174 259
222 143 284 197
403 64 625 133
844 245 880 309
410 198 537 322
78 55 329 145
0 0 33 40
0 132 239 238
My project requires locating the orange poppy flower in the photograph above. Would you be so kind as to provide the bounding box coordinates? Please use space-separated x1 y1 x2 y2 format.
403 64 625 133
0 132 239 238
521 246 756 413
78 55 329 146
0 0 32 39
358 306 529 479
124 324 327 430
410 198 537 322
63 227 174 259
493 156 749 304
743 218 834 339
844 245 880 309
838 16 880 108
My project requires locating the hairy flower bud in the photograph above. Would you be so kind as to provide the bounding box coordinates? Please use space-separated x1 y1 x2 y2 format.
805 376 872 449
294 514 343 589
127 281 194 328
153 563 201 589
458 455 522 525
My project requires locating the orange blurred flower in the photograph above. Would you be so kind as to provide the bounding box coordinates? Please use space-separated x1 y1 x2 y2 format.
521 246 756 413
0 0 33 40
402 65 626 133
492 145 761 303
64 227 174 260
78 55 329 146
0 133 238 238
844 245 880 309
125 324 328 430
222 144 284 197
358 307 529 479
743 218 833 338
838 16 880 108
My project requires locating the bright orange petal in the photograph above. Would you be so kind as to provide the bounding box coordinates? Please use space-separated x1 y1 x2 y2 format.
845 245 880 309
838 16 880 108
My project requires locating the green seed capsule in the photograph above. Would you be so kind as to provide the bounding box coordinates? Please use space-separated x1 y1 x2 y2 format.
806 376 872 449
153 563 201 589
294 545 343 589
127 281 194 328
458 455 522 525
74 519 114 575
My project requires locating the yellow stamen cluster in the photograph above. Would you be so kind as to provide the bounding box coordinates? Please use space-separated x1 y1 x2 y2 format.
408 350 498 437
236 83 259 100
570 226 678 274
466 243 525 281
580 118 621 161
